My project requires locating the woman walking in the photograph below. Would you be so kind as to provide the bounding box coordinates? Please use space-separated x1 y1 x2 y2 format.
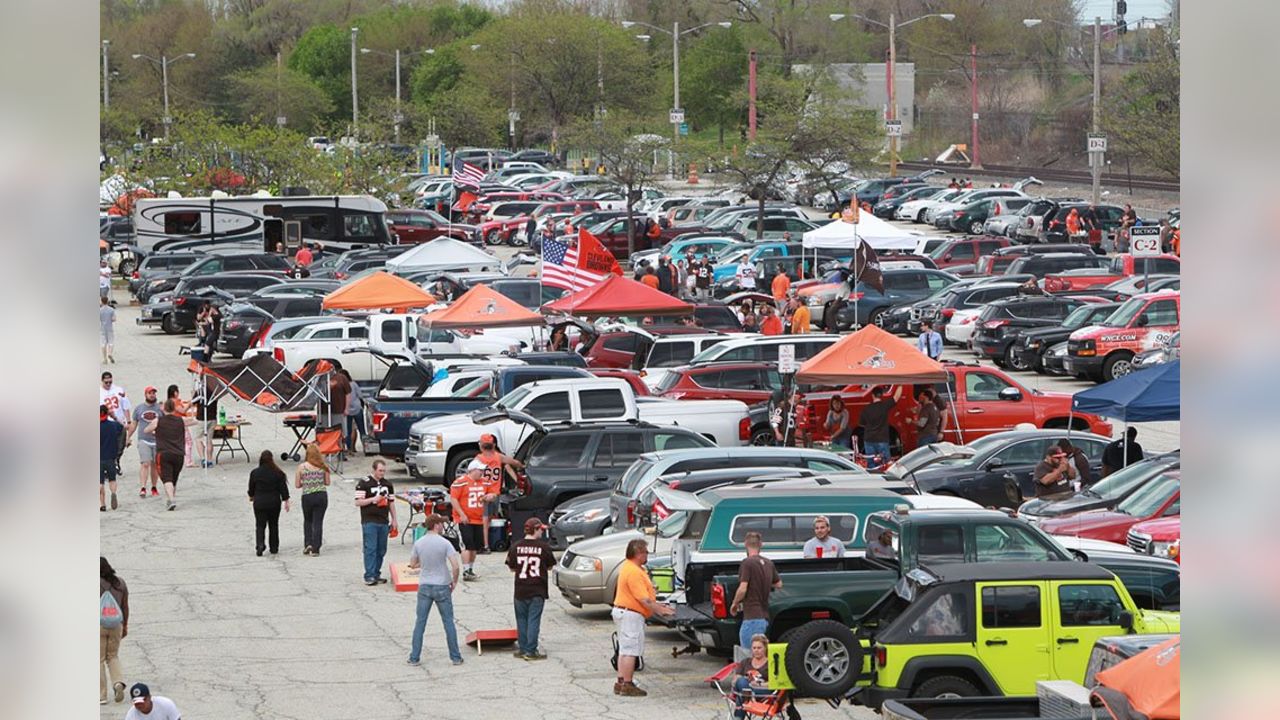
248 451 291 556
296 444 331 556
100 557 129 705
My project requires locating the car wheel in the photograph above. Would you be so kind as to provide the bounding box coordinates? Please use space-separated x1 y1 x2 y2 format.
916 209 927 223
484 230 503 246
160 313 183 335
868 308 887 328
751 426 775 446
1005 345 1032 371
117 258 136 277
509 232 528 247
969 220 984 235
781 620 862 699
448 448 479 480
1102 352 1135 382
912 675 981 699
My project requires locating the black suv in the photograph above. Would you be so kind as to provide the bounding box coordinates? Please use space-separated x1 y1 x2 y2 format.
970 296 1095 369
129 252 205 298
1010 302 1121 373
216 293 330 357
137 252 291 304
910 283 1023 336
1042 203 1126 244
161 272 289 334
502 420 715 526
1004 252 1109 279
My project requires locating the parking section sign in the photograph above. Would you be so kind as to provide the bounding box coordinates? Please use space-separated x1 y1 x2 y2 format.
1130 226 1162 256
778 344 796 374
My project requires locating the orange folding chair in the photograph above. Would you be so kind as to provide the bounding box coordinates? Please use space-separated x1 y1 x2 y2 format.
315 425 345 473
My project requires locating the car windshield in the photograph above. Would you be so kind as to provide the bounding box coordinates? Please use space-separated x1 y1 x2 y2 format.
1088 463 1171 500
1102 296 1146 328
1062 304 1099 330
1116 474 1178 516
689 344 728 364
494 385 531 409
653 371 684 395
448 376 492 399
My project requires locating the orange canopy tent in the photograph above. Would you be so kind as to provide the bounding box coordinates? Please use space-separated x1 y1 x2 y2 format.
795 324 948 385
418 284 544 329
541 274 693 318
1092 636 1180 720
321 271 437 312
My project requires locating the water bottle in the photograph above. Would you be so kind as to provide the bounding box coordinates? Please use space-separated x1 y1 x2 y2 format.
218 406 227 426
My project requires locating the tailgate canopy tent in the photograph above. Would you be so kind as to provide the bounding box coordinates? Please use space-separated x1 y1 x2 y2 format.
1091 636 1180 720
542 274 694 318
419 284 544 329
321 270 438 312
801 216 920 252
796 324 948 385
384 237 503 273
1072 361 1180 422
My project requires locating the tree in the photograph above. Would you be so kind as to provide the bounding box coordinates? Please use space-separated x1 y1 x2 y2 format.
718 69 880 239
228 62 335 129
567 115 670 257
288 24 352 126
1103 31 1179 176
680 26 747 144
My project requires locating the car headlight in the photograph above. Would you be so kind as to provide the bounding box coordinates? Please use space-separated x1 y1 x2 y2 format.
567 508 605 523
806 296 826 307
1152 540 1180 560
420 434 444 452
571 555 603 572
1051 346 1067 357
1026 339 1042 349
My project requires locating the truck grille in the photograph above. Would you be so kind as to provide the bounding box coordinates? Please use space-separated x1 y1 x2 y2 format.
1127 529 1152 554
548 510 566 527
407 436 421 454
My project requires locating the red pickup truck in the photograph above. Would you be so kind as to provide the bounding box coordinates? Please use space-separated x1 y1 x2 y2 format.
589 217 713 259
1042 254 1180 292
794 361 1113 456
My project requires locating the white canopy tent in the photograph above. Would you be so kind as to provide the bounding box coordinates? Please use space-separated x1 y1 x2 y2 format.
801 216 920 252
384 237 504 274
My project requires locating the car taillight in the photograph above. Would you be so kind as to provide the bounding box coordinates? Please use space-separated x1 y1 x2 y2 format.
652 499 671 521
941 308 956 318
174 297 186 306
983 319 1010 329
250 322 272 348
371 412 388 434
626 500 637 525
131 270 140 279
849 292 864 300
334 271 347 280
1026 218 1034 227
954 212 966 219
711 583 727 619
874 645 887 667
225 320 243 331
738 416 751 441
273 347 285 363
515 470 531 497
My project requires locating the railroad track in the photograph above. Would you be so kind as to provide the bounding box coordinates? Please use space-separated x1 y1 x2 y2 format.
896 161 1180 193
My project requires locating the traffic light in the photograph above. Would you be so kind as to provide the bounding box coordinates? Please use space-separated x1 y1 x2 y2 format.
1116 0 1128 34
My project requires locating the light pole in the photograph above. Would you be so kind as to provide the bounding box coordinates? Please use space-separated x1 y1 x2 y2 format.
1024 16 1141 205
829 12 954 177
131 52 196 140
350 27 359 139
623 19 732 177
102 40 110 110
361 47 434 144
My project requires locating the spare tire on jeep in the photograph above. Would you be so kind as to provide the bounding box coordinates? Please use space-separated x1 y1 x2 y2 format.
781 620 862 698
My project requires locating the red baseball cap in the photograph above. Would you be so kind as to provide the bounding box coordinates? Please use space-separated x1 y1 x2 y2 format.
144 386 157 394
479 433 497 444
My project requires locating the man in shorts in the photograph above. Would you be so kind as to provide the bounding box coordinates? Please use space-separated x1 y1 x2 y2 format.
150 400 189 511
131 386 162 498
100 371 132 474
100 405 124 511
449 459 499 581
473 434 524 553
610 539 675 697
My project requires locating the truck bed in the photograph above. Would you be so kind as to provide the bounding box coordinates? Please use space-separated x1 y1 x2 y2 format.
366 397 493 459
881 697 1087 720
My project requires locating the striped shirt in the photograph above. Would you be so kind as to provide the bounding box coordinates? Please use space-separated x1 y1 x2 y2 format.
298 464 328 494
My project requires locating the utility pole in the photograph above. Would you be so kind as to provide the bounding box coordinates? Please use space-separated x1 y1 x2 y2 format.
1091 16 1102 205
102 40 110 109
748 50 757 141
671 20 680 179
970 44 981 169
887 13 898 177
275 51 283 126
508 51 516 151
350 26 359 139
393 48 402 144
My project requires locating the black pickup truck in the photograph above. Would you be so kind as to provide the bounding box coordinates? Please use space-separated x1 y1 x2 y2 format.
665 508 1180 654
362 356 590 461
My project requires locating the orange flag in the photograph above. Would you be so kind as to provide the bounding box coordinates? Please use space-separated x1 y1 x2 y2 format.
577 227 623 276
457 190 478 212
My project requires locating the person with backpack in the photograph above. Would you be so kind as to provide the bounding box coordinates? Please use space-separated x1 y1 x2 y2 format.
100 556 129 705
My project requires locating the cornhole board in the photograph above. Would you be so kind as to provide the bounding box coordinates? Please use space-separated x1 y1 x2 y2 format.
390 563 420 593
464 629 518 655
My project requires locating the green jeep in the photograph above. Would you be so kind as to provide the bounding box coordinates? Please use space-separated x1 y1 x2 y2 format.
766 561 1179 710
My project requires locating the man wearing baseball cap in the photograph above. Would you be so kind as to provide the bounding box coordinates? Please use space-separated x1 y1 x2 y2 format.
130 386 162 499
506 517 556 660
449 457 500 581
1033 445 1079 500
473 433 524 555
125 683 181 719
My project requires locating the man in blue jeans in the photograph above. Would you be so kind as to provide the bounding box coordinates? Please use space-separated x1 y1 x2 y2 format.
729 531 781 652
354 459 397 586
506 517 557 660
857 386 897 470
407 513 463 666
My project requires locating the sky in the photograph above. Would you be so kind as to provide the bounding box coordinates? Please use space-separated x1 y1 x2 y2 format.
1077 0 1175 23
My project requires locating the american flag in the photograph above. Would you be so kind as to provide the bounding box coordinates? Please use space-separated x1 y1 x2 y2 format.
541 236 606 292
452 160 485 189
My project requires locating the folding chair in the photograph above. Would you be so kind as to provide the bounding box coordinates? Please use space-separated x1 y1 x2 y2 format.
315 425 345 474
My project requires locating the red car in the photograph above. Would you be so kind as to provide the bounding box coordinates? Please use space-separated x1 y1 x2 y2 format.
1037 469 1180 544
1043 254 1181 293
385 209 473 244
795 361 1113 455
1126 516 1180 564
656 362 781 405
587 368 651 396
581 326 711 369
928 237 1010 269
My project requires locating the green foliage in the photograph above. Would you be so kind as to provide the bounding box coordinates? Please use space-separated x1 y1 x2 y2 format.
287 23 352 124
1103 32 1179 176
681 26 747 138
228 63 336 129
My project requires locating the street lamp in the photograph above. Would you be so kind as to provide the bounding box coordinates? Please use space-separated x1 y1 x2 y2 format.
350 27 359 139
1024 16 1142 204
828 12 954 177
622 19 732 176
130 52 196 140
360 47 434 144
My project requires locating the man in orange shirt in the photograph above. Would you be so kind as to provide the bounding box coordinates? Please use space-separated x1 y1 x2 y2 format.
790 297 811 334
449 459 500 581
771 268 791 305
759 304 783 336
611 539 675 697
640 267 660 289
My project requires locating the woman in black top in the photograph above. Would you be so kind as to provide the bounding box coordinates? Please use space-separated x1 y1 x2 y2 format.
247 450 291 556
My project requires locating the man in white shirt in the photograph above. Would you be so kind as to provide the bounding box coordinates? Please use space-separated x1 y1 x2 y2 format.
125 683 181 719
802 515 846 559
100 371 132 475
735 258 757 291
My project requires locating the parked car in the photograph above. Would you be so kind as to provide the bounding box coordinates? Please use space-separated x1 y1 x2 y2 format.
1126 516 1180 564
1065 290 1180 382
909 283 1022 336
385 209 472 244
1011 197 1086 244
581 326 719 369
128 251 205 297
928 237 1011 270
802 268 960 332
981 198 1038 237
1003 253 1109 279
655 361 782 407
1009 301 1122 373
135 251 291 304
1041 203 1126 246
973 243 1095 276
1018 452 1180 522
970 296 1099 370
1037 470 1180 544
139 272 289 334
215 294 327 357
873 186 948 219
1041 254 1181 293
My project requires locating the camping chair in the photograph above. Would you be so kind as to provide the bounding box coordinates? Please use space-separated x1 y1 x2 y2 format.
706 663 798 720
315 425 345 474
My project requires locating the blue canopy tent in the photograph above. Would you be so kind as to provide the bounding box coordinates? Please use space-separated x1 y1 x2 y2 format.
1071 361 1181 422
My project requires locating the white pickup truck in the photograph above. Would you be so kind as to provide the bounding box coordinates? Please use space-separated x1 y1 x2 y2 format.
408 377 750 482
244 313 528 383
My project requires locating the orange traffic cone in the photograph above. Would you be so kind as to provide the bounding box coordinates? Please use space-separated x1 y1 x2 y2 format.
687 163 699 184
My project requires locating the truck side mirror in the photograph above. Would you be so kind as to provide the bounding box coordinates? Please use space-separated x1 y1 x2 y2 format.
1134 315 1149 327
1117 610 1134 632
998 387 1022 402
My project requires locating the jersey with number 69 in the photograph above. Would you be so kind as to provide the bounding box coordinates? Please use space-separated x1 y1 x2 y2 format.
505 538 556 600
450 476 497 525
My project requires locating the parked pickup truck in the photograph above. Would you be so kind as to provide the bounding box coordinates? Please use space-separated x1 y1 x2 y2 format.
408 377 750 482
365 362 592 460
1041 253 1181 293
1065 290 1180 382
665 506 1181 653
